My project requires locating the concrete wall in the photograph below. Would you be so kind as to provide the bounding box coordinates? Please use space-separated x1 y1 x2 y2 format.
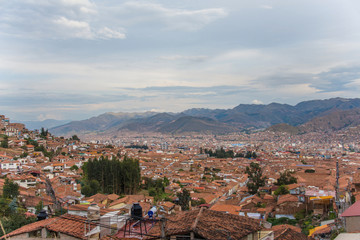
345 216 360 233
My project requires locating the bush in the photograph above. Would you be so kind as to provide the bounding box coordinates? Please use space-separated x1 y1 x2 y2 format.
305 169 315 173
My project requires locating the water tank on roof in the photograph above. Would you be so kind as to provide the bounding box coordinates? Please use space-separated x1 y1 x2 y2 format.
37 210 48 221
131 203 142 219
148 206 157 218
87 203 100 221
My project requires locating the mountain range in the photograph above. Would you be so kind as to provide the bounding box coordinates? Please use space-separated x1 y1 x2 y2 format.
49 97 360 137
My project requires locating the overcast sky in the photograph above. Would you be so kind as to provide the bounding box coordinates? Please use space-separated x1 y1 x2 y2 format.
1 0 360 121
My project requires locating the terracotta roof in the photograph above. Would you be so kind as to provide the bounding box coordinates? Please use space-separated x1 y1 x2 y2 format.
210 204 242 215
1 218 56 239
1 214 97 240
107 193 120 201
46 214 97 239
272 224 309 240
146 208 262 239
277 194 298 205
341 200 360 217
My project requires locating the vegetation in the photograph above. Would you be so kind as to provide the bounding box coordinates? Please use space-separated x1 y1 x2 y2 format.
125 144 148 150
142 177 170 202
3 178 19 199
305 169 315 173
245 162 267 194
0 135 8 148
40 127 49 138
81 179 101 197
70 135 80 141
0 180 36 238
275 170 297 185
82 156 141 196
70 165 79 171
267 217 298 226
274 185 290 196
191 198 206 206
177 188 191 211
203 147 256 159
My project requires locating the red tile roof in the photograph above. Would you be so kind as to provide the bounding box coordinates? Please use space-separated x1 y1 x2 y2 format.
146 208 262 239
341 200 360 217
1 214 97 240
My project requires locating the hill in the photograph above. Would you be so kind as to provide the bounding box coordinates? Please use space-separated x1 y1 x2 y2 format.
300 108 360 132
49 97 360 136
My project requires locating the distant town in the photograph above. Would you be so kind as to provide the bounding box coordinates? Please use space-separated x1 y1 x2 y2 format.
1 113 360 240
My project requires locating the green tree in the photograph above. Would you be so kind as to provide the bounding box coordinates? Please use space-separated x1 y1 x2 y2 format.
245 162 267 194
35 200 43 214
70 165 79 171
1 135 8 148
3 179 19 199
71 135 80 141
276 170 297 186
0 213 37 238
274 185 290 196
40 127 48 138
0 198 11 217
177 188 191 211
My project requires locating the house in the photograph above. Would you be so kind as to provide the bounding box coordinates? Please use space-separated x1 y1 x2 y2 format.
274 194 305 219
1 161 20 171
271 224 309 240
146 208 273 240
0 214 98 239
340 200 360 233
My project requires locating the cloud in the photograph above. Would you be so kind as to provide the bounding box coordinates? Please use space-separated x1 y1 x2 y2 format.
312 65 360 92
96 27 126 39
252 99 263 104
260 5 273 9
0 0 126 40
121 2 228 31
160 55 208 62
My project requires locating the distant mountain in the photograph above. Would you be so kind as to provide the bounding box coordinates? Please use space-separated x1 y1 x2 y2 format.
50 112 156 136
184 97 360 128
17 119 70 130
118 113 177 132
300 108 360 132
266 123 301 135
158 116 238 134
48 97 360 137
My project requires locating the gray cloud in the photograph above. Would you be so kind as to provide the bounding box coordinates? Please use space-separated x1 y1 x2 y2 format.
1 0 360 121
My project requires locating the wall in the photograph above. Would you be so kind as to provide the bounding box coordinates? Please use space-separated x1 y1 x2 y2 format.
345 216 360 233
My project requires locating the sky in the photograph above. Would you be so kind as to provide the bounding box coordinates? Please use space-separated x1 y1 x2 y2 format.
1 0 360 121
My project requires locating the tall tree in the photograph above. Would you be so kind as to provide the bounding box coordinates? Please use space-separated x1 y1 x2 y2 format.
276 170 297 186
177 189 191 211
3 179 19 199
245 162 267 194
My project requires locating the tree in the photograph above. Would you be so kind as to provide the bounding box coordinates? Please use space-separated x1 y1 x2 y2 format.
276 170 297 186
70 165 79 171
245 162 267 194
0 213 37 238
274 185 289 196
0 198 11 217
35 200 43 214
177 188 191 211
40 128 48 138
1 136 8 148
71 135 80 141
3 178 19 199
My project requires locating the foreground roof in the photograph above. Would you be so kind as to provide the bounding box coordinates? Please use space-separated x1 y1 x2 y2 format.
146 208 262 240
1 214 96 240
341 200 360 217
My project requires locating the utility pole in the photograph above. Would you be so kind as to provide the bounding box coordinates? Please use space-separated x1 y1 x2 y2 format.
160 217 166 240
336 159 339 204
